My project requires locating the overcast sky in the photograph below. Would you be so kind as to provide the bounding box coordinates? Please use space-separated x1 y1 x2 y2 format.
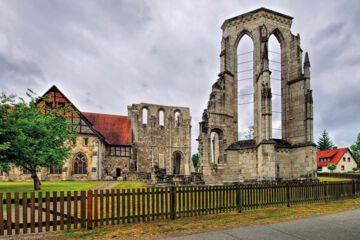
1 0 359 153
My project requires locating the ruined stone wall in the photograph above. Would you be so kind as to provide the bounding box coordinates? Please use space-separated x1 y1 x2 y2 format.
198 8 316 184
102 156 130 177
128 103 192 175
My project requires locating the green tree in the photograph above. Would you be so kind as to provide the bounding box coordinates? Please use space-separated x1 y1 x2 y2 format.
327 163 336 172
316 129 335 151
0 90 76 190
192 153 199 172
244 125 254 140
350 133 360 166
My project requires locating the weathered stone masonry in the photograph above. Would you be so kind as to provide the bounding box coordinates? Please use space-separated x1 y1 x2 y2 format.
198 8 317 184
128 103 193 179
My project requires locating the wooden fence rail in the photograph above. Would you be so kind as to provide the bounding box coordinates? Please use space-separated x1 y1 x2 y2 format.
0 181 359 236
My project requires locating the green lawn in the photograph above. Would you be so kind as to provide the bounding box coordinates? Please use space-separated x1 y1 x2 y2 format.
112 181 148 189
0 180 149 198
0 181 101 198
318 177 352 182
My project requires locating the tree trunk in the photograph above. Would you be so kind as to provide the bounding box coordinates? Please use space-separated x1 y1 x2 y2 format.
31 172 41 190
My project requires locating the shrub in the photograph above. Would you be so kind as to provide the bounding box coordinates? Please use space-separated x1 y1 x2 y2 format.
327 164 337 172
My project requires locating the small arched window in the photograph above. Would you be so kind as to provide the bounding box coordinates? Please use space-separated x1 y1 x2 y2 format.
142 108 148 124
174 110 181 127
74 153 87 174
159 109 165 126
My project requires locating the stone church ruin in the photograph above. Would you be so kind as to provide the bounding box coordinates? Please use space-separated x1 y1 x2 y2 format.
198 8 317 184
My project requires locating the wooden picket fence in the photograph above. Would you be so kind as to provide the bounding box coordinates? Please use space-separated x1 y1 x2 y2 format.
1 181 360 236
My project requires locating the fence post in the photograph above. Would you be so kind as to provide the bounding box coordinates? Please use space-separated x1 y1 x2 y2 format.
286 183 290 207
352 180 356 199
87 190 93 230
80 191 86 229
324 181 327 202
236 184 242 213
170 186 176 220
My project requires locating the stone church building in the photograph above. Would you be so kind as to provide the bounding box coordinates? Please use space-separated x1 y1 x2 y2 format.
2 85 193 182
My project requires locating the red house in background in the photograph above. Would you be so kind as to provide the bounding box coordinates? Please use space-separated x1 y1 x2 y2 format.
317 147 358 172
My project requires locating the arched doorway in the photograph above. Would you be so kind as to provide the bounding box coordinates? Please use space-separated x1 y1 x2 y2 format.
116 168 122 177
173 152 182 174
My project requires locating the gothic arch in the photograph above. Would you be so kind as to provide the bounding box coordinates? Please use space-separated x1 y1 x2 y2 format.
234 29 255 49
72 152 88 175
269 28 286 48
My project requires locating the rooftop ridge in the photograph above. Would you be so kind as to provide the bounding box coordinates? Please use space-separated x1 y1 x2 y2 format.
82 111 128 118
222 7 293 30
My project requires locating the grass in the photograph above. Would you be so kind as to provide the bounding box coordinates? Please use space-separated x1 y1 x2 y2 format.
46 197 360 240
318 177 352 182
112 181 148 189
0 181 101 198
0 181 148 198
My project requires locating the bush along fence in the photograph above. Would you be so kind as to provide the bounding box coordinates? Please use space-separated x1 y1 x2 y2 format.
318 172 360 180
0 181 360 236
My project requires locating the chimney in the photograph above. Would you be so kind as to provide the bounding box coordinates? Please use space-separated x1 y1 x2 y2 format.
333 146 337 150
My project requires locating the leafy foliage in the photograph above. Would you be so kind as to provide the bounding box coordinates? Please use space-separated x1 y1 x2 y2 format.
350 133 360 166
0 90 76 190
244 125 254 140
316 129 335 151
192 153 199 172
327 163 337 172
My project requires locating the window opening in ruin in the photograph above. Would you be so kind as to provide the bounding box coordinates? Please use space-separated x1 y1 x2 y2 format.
74 153 87 174
174 110 181 127
84 138 88 146
210 131 220 164
142 108 148 124
237 34 254 140
268 35 282 139
159 109 165 126
173 152 181 174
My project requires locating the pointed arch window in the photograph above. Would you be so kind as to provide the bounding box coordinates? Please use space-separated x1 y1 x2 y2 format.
237 34 254 140
268 34 282 139
74 153 87 174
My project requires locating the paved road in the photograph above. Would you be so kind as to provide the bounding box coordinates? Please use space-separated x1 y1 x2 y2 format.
161 209 360 240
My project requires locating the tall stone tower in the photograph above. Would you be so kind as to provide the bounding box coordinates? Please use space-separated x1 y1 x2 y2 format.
198 8 316 184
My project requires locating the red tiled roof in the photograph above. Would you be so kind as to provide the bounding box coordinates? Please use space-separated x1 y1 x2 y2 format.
316 148 348 166
83 112 131 145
